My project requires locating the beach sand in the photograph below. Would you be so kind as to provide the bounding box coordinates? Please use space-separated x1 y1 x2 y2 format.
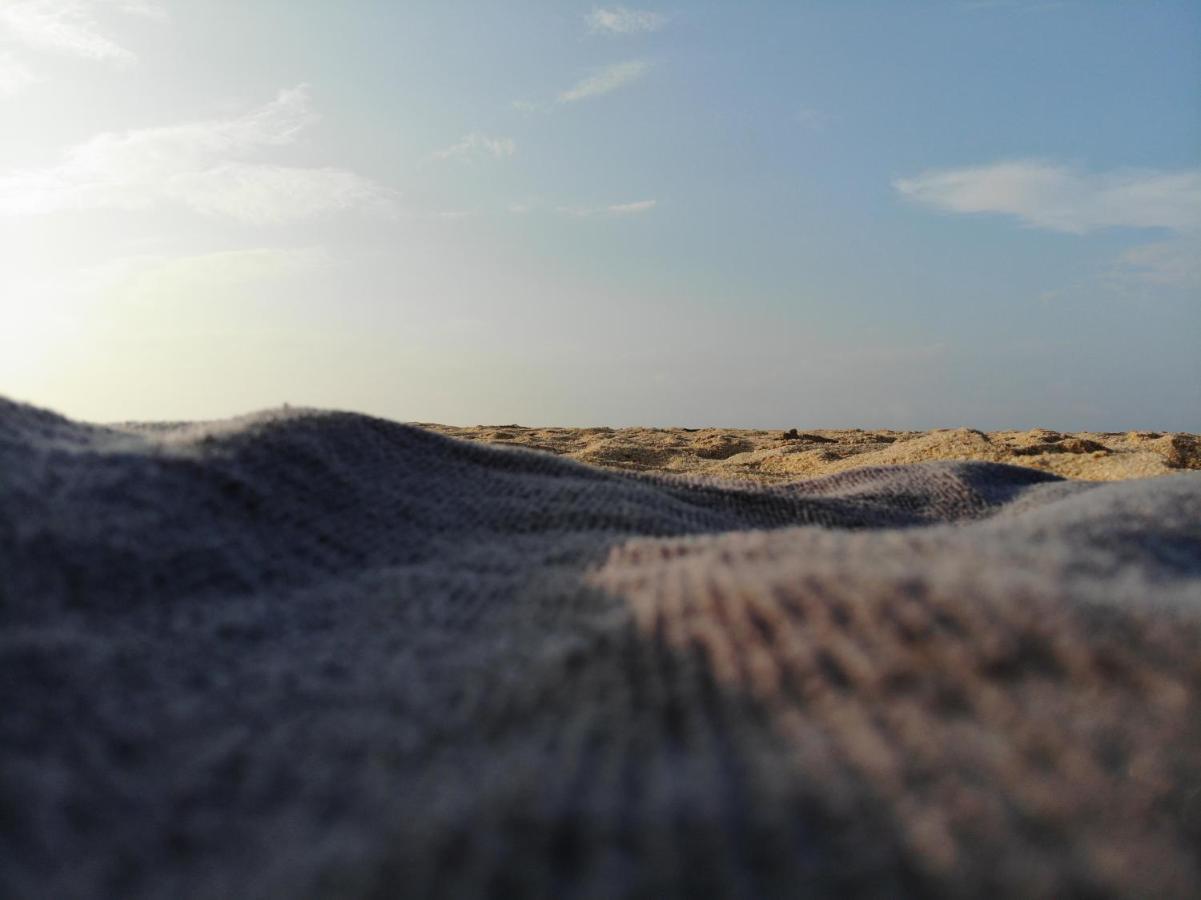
423 424 1201 481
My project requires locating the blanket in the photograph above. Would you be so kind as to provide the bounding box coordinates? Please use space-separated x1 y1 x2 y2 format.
2 397 1200 898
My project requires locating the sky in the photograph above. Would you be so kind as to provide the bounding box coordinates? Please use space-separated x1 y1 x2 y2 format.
1 0 1198 429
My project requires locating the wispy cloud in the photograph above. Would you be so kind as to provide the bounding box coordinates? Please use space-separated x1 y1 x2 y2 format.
606 199 656 215
0 85 395 224
0 0 163 65
0 51 36 94
558 199 656 217
586 7 668 35
513 58 651 112
1112 239 1201 289
428 132 516 163
898 160 1201 293
107 0 165 20
160 164 392 225
894 161 1201 234
558 59 649 103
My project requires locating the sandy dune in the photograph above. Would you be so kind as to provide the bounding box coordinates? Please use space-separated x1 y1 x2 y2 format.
422 424 1201 481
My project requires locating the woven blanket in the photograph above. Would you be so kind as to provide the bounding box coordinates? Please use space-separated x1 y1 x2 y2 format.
2 398 1200 898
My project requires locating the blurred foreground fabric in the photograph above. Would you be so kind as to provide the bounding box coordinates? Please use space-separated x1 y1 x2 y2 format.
2 397 1200 898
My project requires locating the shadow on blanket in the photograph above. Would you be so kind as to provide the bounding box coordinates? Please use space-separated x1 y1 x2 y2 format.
2 397 1199 897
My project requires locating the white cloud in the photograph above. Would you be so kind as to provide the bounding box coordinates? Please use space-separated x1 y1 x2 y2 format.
606 199 656 215
428 132 516 163
558 59 649 103
107 0 165 20
0 0 162 64
514 58 650 111
586 7 667 35
162 164 391 226
0 50 36 94
557 199 656 217
894 161 1201 234
0 85 395 223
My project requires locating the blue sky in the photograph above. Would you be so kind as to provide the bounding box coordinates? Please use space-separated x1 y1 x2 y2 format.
1 0 1198 428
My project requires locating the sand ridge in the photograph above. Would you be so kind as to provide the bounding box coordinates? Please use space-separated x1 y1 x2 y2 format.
419 424 1201 482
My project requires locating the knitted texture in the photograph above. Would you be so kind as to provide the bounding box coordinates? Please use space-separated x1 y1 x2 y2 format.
2 397 1200 898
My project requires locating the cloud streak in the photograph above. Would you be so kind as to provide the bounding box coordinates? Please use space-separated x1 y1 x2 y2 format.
558 59 649 103
606 199 656 215
894 161 1201 234
0 85 395 223
586 7 668 35
0 0 162 64
558 199 657 217
428 132 516 163
1113 240 1201 290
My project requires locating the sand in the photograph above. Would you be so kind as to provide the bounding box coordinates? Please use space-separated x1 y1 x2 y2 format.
422 424 1201 481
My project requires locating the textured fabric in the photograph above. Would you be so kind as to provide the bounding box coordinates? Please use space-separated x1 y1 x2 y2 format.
2 397 1200 899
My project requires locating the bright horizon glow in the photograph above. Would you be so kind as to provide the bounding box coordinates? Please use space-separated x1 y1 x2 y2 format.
1 1 1198 430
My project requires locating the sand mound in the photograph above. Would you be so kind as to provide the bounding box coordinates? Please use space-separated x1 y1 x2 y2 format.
689 429 755 459
425 423 1200 482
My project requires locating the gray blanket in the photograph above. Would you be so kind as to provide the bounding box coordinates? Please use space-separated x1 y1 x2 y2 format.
2 397 1200 898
